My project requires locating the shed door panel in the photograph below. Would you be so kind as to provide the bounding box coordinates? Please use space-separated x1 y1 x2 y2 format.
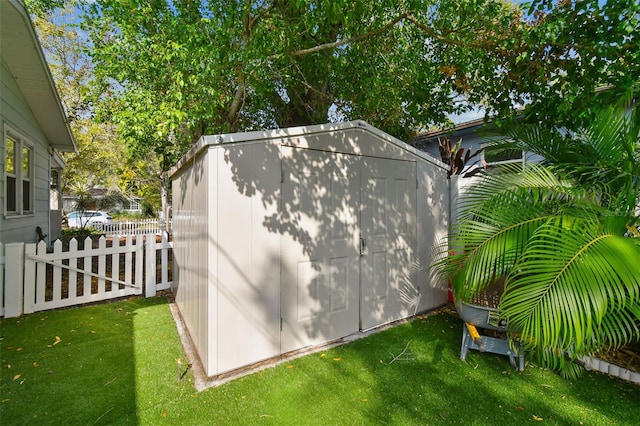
281 147 360 353
360 157 418 330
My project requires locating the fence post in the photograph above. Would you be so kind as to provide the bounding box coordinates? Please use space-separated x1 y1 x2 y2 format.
23 243 36 314
145 235 157 298
161 231 169 285
4 242 25 318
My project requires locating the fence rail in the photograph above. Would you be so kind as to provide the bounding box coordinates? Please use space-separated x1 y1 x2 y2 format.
93 219 170 236
1 232 172 318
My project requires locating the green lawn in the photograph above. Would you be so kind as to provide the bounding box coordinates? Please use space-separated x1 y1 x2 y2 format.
1 296 639 425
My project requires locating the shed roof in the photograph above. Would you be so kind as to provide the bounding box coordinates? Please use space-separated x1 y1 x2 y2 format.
1 0 76 152
171 120 447 176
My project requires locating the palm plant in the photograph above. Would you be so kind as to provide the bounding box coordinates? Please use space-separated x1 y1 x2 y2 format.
434 102 640 376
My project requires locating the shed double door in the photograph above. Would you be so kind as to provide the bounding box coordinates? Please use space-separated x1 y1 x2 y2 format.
281 147 417 353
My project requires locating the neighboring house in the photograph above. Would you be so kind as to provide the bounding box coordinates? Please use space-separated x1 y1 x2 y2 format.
62 188 143 215
1 0 77 244
411 117 552 230
411 117 538 174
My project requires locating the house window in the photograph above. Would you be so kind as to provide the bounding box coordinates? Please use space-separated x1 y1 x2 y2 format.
129 198 141 211
483 145 524 168
4 128 34 216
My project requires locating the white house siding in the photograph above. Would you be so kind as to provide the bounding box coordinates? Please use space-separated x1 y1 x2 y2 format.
1 60 52 244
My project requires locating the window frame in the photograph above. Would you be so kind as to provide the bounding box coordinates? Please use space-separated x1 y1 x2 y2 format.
481 142 525 169
4 125 35 217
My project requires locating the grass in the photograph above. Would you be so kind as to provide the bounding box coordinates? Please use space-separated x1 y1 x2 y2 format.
2 297 640 425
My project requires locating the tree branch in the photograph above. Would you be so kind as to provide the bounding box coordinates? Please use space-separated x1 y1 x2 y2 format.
286 12 409 57
280 12 497 59
227 82 245 126
403 13 487 50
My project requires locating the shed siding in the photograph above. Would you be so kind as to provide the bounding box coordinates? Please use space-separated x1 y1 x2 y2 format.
171 122 450 378
1 60 52 244
216 142 281 373
172 149 215 374
282 127 418 161
416 160 450 310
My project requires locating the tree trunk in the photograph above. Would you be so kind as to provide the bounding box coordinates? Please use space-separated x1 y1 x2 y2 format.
160 173 171 234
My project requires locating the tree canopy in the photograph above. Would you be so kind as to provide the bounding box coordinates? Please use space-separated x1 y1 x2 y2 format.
26 0 640 218
30 6 127 194
78 0 639 151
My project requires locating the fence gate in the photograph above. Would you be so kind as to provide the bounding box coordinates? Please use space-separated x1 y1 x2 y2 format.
1 233 172 317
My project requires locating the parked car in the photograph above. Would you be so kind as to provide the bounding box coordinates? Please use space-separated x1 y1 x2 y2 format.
66 211 113 228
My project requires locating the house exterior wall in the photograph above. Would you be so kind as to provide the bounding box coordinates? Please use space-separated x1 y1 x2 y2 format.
416 123 543 173
1 60 52 244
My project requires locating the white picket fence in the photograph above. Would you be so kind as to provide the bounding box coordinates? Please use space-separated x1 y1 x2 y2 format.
92 219 170 236
1 232 172 318
0 242 5 317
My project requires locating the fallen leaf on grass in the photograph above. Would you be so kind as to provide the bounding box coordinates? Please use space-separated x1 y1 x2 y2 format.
516 406 525 411
533 415 543 421
286 365 293 369
12 374 21 381
16 347 23 352
53 336 61 346
333 358 342 362
162 412 167 418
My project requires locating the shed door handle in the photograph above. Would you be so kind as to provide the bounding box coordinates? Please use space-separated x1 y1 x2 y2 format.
360 237 367 256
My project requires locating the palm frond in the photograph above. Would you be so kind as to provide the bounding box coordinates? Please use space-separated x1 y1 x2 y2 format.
501 217 640 358
445 165 589 300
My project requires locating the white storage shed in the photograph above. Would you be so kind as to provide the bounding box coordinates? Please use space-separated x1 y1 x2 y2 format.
170 121 449 378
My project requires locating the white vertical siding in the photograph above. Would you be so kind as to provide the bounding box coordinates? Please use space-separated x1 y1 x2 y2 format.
215 142 281 374
416 160 450 311
205 149 218 376
172 149 215 374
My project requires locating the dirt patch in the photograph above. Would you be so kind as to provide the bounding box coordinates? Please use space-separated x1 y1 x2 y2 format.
43 235 172 302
